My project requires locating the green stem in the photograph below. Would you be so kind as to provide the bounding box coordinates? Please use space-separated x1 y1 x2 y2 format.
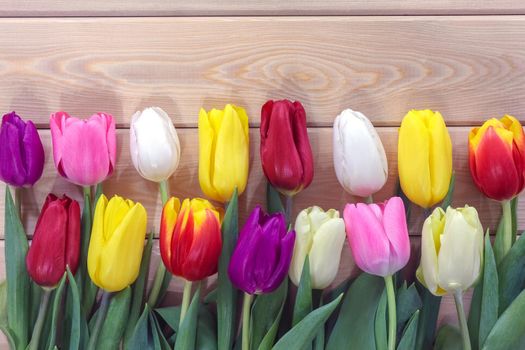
384 275 396 350
285 195 293 225
179 280 193 327
454 290 471 350
13 186 21 215
502 200 512 257
365 195 374 204
87 292 111 350
27 288 52 350
146 180 171 307
242 292 253 350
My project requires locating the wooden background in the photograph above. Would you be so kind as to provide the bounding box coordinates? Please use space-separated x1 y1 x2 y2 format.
1 1 525 347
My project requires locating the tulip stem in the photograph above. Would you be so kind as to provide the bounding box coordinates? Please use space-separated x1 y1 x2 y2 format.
384 275 396 350
179 280 193 326
242 292 253 350
27 288 52 350
285 195 293 225
87 292 111 350
159 180 169 205
13 186 21 214
502 200 512 257
365 195 373 204
454 290 471 350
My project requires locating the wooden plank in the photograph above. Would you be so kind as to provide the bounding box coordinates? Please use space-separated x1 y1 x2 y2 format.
1 17 525 127
1 1 525 16
0 126 521 239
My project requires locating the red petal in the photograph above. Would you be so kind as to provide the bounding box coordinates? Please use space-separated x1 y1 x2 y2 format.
291 101 314 190
65 197 81 275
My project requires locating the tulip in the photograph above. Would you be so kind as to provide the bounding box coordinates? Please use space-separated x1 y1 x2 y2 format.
160 197 222 281
417 206 483 350
398 109 452 208
260 100 314 196
198 104 249 202
130 107 181 183
469 115 525 201
333 109 388 198
26 194 81 287
0 111 45 187
289 206 346 289
87 194 147 292
344 196 410 350
229 206 295 350
50 111 116 186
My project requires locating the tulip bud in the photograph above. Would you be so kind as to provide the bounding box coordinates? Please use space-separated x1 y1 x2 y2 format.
469 115 525 201
87 195 147 292
417 206 483 295
343 197 410 277
289 206 346 289
333 109 388 197
50 111 116 186
26 194 81 287
130 107 181 183
228 206 295 294
398 110 452 208
160 197 222 281
0 112 45 187
260 100 314 196
198 104 249 202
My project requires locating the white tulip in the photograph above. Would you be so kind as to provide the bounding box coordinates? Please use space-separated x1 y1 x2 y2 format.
130 107 181 182
333 109 388 197
289 206 346 289
418 206 484 296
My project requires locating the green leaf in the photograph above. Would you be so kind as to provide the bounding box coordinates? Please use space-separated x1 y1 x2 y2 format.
374 290 387 350
511 197 518 244
440 172 455 209
97 287 132 348
67 267 82 350
217 188 239 350
497 229 525 313
196 305 218 350
250 278 288 350
292 257 312 327
29 281 42 327
128 305 154 350
326 274 384 350
478 234 499 347
396 282 422 334
266 182 284 214
204 288 217 304
482 288 525 350
493 212 506 266
313 295 325 350
0 280 15 349
151 311 172 350
174 287 201 350
433 325 462 350
156 306 181 332
4 187 30 348
46 274 67 350
124 232 154 345
415 283 441 350
256 297 285 350
397 310 420 350
273 294 343 350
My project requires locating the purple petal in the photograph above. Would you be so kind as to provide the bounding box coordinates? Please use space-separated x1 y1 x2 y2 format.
0 121 26 186
228 224 264 294
22 121 45 185
261 230 296 293
238 206 262 242
253 216 282 289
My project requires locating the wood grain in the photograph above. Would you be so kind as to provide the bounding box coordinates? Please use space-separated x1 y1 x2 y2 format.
1 1 525 16
0 126 521 239
1 17 525 127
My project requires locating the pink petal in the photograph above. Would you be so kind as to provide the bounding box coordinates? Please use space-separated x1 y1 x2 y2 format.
382 197 411 274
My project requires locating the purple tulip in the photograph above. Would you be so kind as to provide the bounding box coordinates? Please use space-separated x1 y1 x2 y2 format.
228 206 295 295
0 112 45 187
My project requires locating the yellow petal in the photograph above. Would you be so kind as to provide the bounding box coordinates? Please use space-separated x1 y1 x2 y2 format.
398 110 432 208
87 194 108 289
98 202 147 292
232 104 250 140
501 115 524 146
198 108 221 201
470 118 511 151
419 207 444 295
103 196 132 241
427 111 453 206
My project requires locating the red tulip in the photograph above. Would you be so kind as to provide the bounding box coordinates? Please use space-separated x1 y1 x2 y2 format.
160 197 222 281
469 115 525 201
26 194 81 287
260 100 314 196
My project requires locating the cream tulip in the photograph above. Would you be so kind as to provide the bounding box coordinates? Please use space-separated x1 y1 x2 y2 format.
418 206 484 296
333 109 388 197
289 206 346 289
130 107 181 182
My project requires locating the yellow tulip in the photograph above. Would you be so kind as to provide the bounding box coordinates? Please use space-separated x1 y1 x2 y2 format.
398 110 452 208
87 194 147 292
198 104 249 202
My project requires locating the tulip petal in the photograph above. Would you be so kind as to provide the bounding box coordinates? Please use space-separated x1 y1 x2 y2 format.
49 111 68 178
381 197 410 275
0 120 27 186
261 230 295 293
292 101 314 190
65 198 81 275
103 196 132 241
419 209 442 295
88 194 108 288
228 224 264 294
171 199 194 277
427 112 453 205
289 208 313 286
198 108 221 201
253 216 282 288
159 197 181 274
344 203 391 277
22 121 45 185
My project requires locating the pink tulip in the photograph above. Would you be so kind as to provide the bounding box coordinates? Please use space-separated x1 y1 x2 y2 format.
50 111 116 186
343 197 410 277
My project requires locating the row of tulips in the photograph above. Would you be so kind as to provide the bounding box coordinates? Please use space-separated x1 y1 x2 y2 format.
0 99 524 350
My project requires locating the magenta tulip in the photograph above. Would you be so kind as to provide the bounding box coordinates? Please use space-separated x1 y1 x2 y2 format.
343 197 410 277
50 111 116 186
